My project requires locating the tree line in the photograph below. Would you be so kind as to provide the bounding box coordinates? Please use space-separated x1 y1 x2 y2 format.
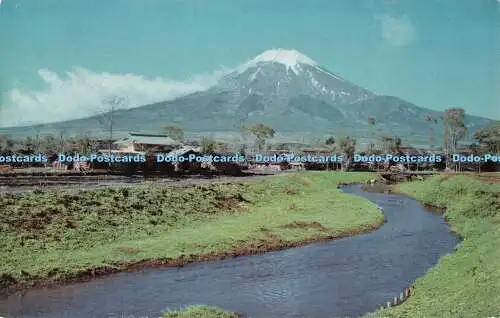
0 107 498 172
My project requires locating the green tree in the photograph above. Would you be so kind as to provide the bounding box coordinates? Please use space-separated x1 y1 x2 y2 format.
40 136 58 154
380 135 402 153
472 122 500 153
0 135 14 154
72 133 99 154
380 136 393 153
163 125 184 141
214 141 230 154
324 136 336 170
338 135 356 171
23 136 37 154
325 136 335 148
237 143 247 157
246 123 275 153
200 136 217 154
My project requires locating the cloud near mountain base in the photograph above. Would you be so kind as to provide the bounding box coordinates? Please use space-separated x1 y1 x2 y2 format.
0 67 226 127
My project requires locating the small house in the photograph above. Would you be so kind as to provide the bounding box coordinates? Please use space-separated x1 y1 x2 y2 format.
166 146 203 173
112 132 182 153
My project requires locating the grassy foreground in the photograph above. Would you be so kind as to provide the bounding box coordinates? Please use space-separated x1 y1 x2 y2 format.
0 172 383 293
163 305 242 318
368 174 500 318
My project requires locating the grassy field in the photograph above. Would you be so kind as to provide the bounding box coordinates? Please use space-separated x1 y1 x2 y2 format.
163 305 242 318
368 174 500 318
0 171 383 293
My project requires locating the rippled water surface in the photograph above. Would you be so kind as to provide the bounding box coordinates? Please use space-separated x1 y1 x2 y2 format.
0 184 460 318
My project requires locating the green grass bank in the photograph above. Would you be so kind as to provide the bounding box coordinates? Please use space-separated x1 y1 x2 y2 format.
0 172 383 294
163 305 243 318
368 174 500 318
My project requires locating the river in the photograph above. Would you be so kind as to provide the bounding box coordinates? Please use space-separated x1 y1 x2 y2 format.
0 184 460 318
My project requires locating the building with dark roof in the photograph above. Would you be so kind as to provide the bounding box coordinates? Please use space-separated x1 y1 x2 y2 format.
105 132 183 154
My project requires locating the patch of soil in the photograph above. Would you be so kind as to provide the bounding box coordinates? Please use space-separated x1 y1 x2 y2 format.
475 175 500 184
280 221 329 231
215 192 252 212
0 218 386 297
436 174 456 183
284 187 298 195
217 197 243 210
422 204 445 214
118 247 143 254
287 175 312 186
361 184 392 194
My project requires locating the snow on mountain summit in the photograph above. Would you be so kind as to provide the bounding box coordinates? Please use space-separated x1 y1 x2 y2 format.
242 49 318 74
251 49 318 66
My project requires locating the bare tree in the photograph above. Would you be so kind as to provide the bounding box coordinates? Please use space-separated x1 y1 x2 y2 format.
443 108 468 170
32 126 41 153
57 128 69 154
40 136 58 154
98 96 128 160
235 119 251 154
74 132 99 154
23 136 36 154
0 135 14 154
380 135 402 153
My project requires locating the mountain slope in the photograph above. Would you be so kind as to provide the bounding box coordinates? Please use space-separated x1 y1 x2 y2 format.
0 49 496 145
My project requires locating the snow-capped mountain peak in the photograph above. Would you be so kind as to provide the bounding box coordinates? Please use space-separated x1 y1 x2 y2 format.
242 49 318 75
251 49 318 66
219 48 374 106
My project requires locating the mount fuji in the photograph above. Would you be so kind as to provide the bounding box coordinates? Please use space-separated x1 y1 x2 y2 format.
0 49 495 144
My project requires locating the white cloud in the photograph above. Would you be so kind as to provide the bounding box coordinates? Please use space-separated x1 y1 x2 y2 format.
0 67 229 127
377 14 416 47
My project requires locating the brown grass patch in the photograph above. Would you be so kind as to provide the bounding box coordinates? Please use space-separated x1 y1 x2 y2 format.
284 187 298 195
288 203 297 210
474 174 500 184
216 193 250 211
118 247 143 254
280 221 329 231
287 175 313 186
436 174 456 183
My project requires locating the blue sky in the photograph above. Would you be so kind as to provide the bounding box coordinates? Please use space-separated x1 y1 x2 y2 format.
0 0 498 126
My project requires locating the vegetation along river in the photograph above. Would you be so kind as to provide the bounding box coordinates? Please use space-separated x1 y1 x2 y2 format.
0 184 460 318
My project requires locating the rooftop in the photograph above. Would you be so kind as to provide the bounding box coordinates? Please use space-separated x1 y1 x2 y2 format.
167 146 202 156
114 132 181 146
